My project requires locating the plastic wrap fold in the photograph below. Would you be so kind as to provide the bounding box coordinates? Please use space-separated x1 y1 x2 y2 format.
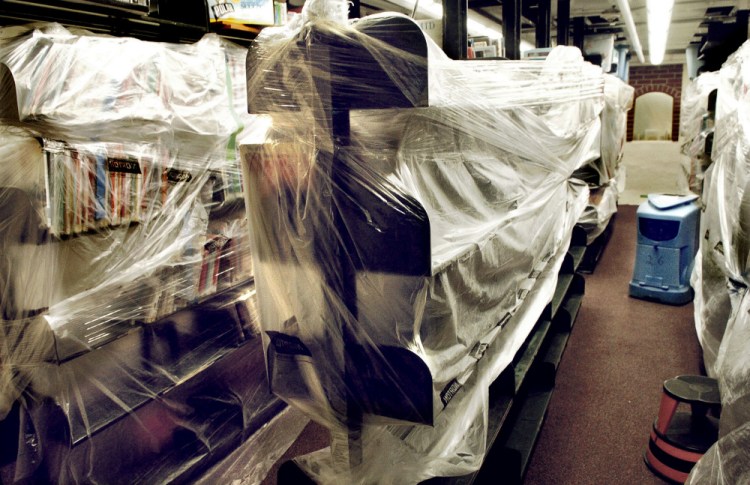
573 74 631 242
573 74 632 186
0 24 287 484
242 2 601 482
598 74 633 186
688 41 750 484
679 72 720 195
577 171 621 245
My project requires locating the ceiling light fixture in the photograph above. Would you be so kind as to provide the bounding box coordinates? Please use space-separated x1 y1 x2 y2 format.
614 0 645 63
647 0 675 65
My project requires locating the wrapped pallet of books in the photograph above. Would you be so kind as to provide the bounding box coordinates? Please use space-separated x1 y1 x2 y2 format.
600 74 634 186
687 41 750 485
0 25 294 484
679 71 720 195
574 74 633 244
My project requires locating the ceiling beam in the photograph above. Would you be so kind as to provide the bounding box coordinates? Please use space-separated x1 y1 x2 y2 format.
503 0 521 59
472 7 503 24
557 0 570 45
536 0 551 47
467 0 499 9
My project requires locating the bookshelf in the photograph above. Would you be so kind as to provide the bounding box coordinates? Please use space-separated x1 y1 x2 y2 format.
0 130 254 360
0 10 281 484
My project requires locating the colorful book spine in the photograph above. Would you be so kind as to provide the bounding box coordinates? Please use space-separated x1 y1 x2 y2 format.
43 143 152 236
95 152 107 223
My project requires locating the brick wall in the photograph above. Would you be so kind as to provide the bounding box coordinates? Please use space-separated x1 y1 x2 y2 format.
627 64 684 141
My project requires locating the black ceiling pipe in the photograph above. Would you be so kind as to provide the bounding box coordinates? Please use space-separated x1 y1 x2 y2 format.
349 0 361 18
503 0 521 59
557 0 570 45
536 0 551 48
443 0 468 59
573 16 585 52
738 9 749 40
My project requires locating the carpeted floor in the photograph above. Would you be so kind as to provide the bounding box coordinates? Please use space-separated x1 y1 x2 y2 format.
523 205 702 485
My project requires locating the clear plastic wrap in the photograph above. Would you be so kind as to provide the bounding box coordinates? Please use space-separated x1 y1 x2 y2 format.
688 41 750 484
598 74 634 185
574 74 631 242
195 406 312 485
690 161 737 375
679 72 720 194
0 25 256 359
0 25 287 484
680 72 720 143
0 24 244 144
242 2 601 482
688 290 750 485
285 210 588 483
577 171 621 245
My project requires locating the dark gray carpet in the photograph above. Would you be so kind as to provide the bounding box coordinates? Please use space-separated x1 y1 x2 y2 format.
523 205 701 485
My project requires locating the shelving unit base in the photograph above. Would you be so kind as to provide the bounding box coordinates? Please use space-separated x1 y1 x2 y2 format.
579 215 616 274
275 235 587 485
0 282 284 485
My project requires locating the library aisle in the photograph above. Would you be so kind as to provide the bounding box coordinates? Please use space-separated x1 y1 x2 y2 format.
524 158 701 484
618 141 690 205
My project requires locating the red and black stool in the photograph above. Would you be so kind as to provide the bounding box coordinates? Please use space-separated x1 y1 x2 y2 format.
645 375 721 483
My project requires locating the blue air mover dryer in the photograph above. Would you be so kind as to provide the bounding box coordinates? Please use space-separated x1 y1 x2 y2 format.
629 194 700 305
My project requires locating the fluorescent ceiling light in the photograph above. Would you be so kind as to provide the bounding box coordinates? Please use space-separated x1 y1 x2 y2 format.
400 0 503 40
615 0 645 63
647 0 674 65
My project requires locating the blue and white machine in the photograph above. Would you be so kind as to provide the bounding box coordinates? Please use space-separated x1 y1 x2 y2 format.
629 194 700 305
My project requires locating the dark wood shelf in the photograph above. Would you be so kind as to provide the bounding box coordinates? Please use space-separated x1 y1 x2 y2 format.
54 279 257 442
513 318 553 394
568 245 586 272
14 278 283 485
0 4 270 484
53 276 255 363
579 214 616 274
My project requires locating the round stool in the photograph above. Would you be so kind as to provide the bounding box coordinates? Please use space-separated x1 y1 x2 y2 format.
644 375 721 483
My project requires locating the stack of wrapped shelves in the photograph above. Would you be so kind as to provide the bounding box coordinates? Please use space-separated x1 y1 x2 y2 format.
574 74 634 253
240 2 604 482
0 24 284 484
689 41 750 484
679 72 720 196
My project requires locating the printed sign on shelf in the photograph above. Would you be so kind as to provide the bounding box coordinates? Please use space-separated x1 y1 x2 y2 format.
416 19 442 48
207 0 275 26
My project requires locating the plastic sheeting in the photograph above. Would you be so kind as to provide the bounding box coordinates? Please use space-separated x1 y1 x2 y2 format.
679 72 720 195
288 206 587 484
577 171 622 245
574 74 632 242
195 406 312 485
242 1 601 482
0 25 290 484
599 74 634 186
688 41 750 484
